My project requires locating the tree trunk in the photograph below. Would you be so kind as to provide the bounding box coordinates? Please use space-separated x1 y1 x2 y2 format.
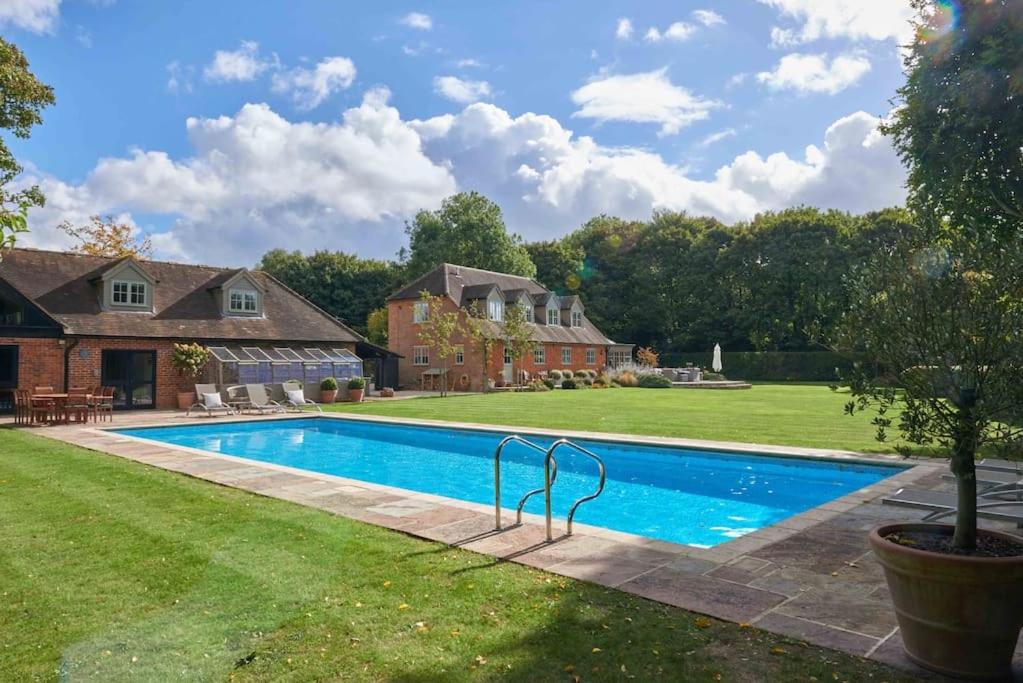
951 388 979 551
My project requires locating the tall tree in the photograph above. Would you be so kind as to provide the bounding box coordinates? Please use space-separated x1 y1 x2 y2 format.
500 302 535 386
401 192 536 281
883 0 1022 239
0 38 55 252
365 307 388 347
525 240 584 293
58 215 153 258
257 249 398 335
463 300 498 393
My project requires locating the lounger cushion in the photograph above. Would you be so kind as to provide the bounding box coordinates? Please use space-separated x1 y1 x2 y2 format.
286 389 305 404
203 392 224 408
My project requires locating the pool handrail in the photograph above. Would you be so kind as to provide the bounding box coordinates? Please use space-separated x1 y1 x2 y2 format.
544 439 607 541
493 435 557 530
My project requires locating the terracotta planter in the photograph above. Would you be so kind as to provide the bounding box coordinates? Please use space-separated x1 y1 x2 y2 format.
869 523 1023 680
320 389 338 404
177 391 194 411
348 388 364 403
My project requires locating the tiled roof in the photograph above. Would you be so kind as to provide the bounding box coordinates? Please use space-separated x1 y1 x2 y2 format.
388 263 614 346
0 248 363 343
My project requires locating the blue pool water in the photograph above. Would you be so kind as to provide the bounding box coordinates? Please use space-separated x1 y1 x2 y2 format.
116 417 902 548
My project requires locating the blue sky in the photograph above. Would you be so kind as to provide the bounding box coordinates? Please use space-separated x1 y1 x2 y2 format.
4 0 915 266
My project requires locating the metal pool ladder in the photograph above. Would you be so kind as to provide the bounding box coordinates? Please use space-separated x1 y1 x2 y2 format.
493 435 558 530
543 439 606 541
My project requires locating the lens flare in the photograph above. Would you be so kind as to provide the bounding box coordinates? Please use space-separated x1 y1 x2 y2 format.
920 0 960 41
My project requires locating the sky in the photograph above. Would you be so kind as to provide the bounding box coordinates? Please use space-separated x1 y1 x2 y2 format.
3 0 916 266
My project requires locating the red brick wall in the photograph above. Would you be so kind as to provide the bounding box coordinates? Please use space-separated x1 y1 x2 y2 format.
387 299 608 390
0 336 64 393
66 337 194 410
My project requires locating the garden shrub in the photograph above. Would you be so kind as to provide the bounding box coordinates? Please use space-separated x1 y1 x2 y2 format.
527 379 550 392
659 351 874 382
320 377 339 391
561 369 574 379
616 371 639 387
583 377 593 386
561 378 577 390
610 379 621 388
638 373 672 388
549 369 563 381
542 378 556 390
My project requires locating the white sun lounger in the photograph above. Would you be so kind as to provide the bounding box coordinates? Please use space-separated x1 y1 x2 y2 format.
244 384 285 414
882 488 1023 525
186 384 235 417
978 458 1023 474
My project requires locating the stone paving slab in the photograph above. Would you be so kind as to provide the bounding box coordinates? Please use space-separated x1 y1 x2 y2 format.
16 409 1023 677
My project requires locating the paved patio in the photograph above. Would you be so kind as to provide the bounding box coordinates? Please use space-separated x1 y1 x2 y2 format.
17 409 1023 678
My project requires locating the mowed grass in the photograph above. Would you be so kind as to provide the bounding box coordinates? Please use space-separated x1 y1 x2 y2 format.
328 384 911 454
0 429 915 682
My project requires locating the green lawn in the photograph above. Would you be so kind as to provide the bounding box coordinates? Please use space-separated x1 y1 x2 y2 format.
0 429 914 681
328 384 913 455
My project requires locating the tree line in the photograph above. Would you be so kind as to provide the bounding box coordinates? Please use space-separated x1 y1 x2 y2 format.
257 191 913 355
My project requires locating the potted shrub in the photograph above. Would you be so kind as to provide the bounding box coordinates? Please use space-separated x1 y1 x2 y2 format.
170 342 210 410
320 377 339 404
838 227 1023 677
347 376 366 403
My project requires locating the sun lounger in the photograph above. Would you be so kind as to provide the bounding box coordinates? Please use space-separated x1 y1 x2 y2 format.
243 384 285 414
186 384 235 417
941 469 1022 495
280 382 322 413
882 487 1023 525
978 458 1023 474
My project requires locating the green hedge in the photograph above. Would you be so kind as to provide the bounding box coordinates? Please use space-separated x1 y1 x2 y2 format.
660 351 871 382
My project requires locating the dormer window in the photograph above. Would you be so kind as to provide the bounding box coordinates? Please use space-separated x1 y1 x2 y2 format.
488 297 503 321
572 310 583 328
229 289 259 314
547 307 559 326
112 280 148 307
523 305 534 323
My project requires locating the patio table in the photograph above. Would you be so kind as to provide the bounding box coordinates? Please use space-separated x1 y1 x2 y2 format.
32 393 93 425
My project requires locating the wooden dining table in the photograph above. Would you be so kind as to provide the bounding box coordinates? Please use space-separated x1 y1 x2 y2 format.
31 393 92 425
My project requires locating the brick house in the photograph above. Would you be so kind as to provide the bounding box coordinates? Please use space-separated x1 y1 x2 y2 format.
0 248 383 411
387 263 632 390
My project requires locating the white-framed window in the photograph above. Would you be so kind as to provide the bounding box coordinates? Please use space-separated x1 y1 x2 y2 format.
547 307 559 326
112 280 147 306
524 305 534 323
533 345 545 365
572 310 583 328
413 345 430 366
561 347 572 364
586 348 596 364
503 347 513 364
488 298 503 322
413 301 429 323
229 289 258 313
454 345 464 365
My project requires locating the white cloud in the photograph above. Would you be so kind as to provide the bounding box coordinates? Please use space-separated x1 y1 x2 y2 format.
433 76 492 104
571 69 721 136
644 22 697 43
455 58 484 68
692 9 725 27
203 41 273 83
165 61 195 94
759 0 915 45
399 12 432 30
271 56 357 109
697 128 737 148
21 89 456 264
615 17 633 40
20 93 904 265
757 52 872 94
0 0 61 33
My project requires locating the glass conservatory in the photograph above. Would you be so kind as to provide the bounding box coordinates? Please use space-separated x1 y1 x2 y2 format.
204 345 363 387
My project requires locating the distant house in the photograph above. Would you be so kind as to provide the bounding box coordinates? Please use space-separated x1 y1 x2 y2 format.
0 248 393 411
387 263 633 389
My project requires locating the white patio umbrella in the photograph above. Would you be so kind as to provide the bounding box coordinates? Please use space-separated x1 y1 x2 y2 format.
712 343 723 373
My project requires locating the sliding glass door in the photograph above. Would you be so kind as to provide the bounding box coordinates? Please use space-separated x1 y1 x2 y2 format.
101 350 156 409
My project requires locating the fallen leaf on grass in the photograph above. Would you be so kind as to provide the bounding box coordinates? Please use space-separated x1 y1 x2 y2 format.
694 616 713 629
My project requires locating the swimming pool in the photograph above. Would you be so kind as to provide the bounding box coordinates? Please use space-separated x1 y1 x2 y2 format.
115 417 902 548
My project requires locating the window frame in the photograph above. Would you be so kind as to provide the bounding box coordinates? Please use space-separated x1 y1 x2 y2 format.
533 345 545 365
228 288 259 314
413 345 430 366
586 348 596 365
412 301 429 324
561 347 572 365
454 345 464 365
547 307 560 326
112 279 148 308
488 297 504 322
572 310 583 328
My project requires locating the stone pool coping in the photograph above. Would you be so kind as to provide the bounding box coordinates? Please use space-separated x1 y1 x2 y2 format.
24 410 1021 676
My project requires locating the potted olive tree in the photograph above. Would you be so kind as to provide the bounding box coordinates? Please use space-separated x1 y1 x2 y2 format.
320 377 339 404
347 376 365 403
837 4 1023 677
170 343 210 410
